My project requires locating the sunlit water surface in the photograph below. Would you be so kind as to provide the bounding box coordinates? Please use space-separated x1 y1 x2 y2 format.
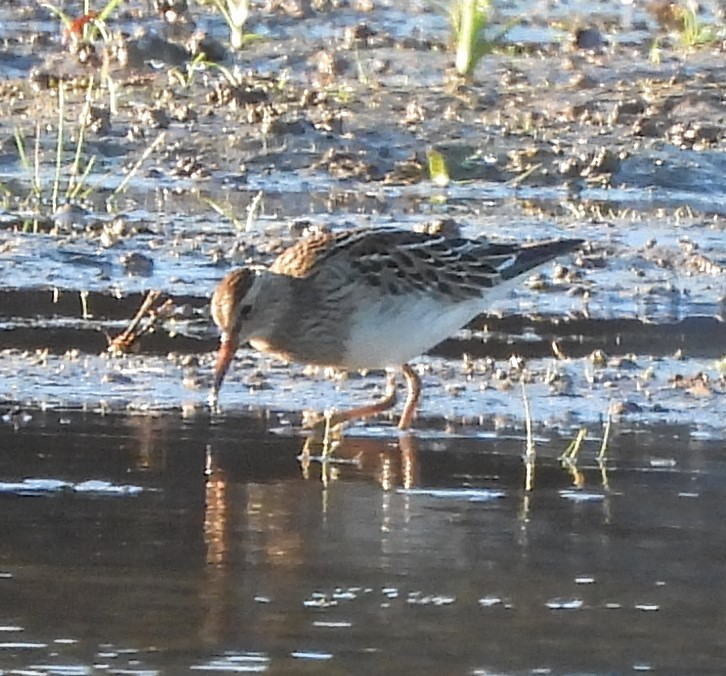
0 409 724 674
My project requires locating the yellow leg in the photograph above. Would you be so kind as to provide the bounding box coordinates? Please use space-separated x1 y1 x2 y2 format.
303 370 399 434
398 363 421 431
326 370 398 427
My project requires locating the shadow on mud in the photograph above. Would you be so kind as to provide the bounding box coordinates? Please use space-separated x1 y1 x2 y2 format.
2 287 725 359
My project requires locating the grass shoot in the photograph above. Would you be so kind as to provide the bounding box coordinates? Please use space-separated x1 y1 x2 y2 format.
450 0 518 77
207 0 252 49
597 403 613 462
427 148 450 187
676 1 720 48
520 376 536 491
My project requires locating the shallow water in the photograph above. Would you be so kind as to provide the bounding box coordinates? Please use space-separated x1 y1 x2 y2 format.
0 409 725 674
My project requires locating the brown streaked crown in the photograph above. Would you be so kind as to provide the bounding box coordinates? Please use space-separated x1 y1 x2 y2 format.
211 267 255 337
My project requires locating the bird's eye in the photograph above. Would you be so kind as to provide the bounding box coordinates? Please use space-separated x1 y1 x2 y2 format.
238 304 253 321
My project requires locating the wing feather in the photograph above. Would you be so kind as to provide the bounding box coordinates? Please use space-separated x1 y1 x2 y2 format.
268 227 579 300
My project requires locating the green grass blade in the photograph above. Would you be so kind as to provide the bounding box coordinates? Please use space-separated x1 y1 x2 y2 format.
68 156 96 201
67 79 94 200
33 121 42 202
52 84 65 211
427 148 450 187
108 132 166 205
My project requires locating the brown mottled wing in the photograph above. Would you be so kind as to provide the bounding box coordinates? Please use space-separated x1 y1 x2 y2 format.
271 228 512 299
339 229 514 300
268 230 350 278
270 227 581 300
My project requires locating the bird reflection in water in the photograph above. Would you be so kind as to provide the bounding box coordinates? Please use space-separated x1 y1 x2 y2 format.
298 433 418 490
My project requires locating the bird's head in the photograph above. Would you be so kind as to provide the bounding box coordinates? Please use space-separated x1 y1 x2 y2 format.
210 267 259 398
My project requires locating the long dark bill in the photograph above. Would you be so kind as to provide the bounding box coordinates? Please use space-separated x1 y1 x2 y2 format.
212 337 238 397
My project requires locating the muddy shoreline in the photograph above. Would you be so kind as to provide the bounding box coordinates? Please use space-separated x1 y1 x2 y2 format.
0 0 725 434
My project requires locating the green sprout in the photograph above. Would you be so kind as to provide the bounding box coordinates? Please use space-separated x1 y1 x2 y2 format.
208 0 251 49
168 53 210 89
427 149 450 187
11 82 95 213
40 0 123 43
6 78 165 224
202 190 263 232
649 36 663 64
677 1 720 48
450 0 517 77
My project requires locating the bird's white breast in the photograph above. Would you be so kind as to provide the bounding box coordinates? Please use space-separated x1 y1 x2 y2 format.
340 273 534 369
340 294 481 369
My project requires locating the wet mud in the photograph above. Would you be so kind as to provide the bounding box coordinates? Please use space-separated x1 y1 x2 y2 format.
0 0 725 672
0 0 724 432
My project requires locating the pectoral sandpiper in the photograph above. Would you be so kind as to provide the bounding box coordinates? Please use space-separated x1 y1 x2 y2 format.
211 227 582 430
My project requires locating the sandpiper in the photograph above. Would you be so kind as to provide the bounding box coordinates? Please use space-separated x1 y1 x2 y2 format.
211 227 583 430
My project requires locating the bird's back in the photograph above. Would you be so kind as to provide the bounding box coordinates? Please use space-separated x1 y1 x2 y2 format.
270 227 545 302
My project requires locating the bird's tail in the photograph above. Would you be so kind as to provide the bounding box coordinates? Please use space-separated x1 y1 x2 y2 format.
497 238 584 280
